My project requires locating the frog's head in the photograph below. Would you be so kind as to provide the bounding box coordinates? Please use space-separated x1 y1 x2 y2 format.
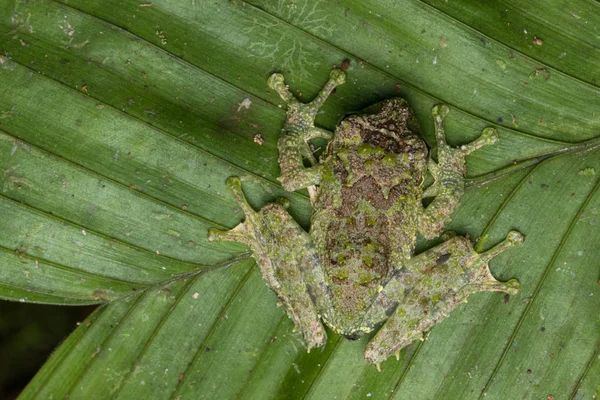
332 98 428 173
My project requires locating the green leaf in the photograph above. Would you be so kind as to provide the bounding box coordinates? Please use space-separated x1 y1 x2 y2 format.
1 0 598 398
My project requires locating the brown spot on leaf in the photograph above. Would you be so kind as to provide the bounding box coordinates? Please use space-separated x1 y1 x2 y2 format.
93 289 109 301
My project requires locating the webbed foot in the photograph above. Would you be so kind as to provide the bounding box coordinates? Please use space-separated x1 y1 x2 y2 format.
269 67 347 192
362 231 524 365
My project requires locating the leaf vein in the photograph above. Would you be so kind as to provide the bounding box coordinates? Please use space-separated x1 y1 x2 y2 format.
417 0 600 91
63 291 147 398
568 348 600 400
0 185 208 271
478 172 600 398
301 337 343 400
168 263 255 399
234 315 287 399
387 340 425 400
243 0 575 145
26 305 108 398
110 274 200 399
44 0 309 201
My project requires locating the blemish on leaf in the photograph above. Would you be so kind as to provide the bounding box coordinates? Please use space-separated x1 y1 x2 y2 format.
93 289 109 301
578 168 595 176
153 213 172 221
237 98 252 112
510 113 518 128
156 30 167 45
530 67 551 80
253 134 265 145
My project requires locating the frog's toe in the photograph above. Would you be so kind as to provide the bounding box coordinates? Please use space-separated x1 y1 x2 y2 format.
480 127 499 144
478 230 525 262
207 176 262 244
431 104 450 119
364 343 393 366
305 324 327 352
459 127 499 155
467 231 524 296
267 73 285 90
275 197 291 209
498 278 520 296
506 230 525 245
225 175 243 192
207 227 232 242
267 72 298 104
224 176 257 218
329 67 346 86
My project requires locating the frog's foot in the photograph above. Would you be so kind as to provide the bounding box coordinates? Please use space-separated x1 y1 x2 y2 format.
268 68 345 142
362 232 523 366
459 127 498 155
208 176 329 351
431 104 498 170
207 176 261 246
466 231 524 296
269 68 346 192
418 106 499 237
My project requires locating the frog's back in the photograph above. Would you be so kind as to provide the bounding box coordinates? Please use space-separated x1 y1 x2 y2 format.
311 98 428 336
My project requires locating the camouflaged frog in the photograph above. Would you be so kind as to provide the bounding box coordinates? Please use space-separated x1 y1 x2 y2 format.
208 67 523 368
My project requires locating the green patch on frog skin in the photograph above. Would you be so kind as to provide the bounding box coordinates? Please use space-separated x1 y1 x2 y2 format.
359 271 376 284
331 267 349 280
382 154 397 166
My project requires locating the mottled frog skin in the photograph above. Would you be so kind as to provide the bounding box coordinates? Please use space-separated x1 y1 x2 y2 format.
208 68 523 367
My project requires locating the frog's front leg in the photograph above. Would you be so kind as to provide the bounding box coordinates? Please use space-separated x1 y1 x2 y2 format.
420 105 499 238
268 69 346 193
363 231 524 367
208 177 332 350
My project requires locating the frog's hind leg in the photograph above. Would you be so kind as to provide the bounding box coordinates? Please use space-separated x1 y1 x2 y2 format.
268 69 346 193
208 176 330 351
362 231 524 367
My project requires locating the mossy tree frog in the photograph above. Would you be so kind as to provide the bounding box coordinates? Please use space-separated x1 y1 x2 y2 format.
208 67 523 368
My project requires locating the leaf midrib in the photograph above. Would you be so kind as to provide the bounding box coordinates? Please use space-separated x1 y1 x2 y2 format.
0 185 207 272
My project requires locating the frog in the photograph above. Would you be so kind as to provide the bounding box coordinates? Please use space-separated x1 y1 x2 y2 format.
208 66 524 368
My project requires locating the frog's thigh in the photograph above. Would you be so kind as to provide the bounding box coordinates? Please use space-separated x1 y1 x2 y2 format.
208 177 327 350
260 206 330 351
364 232 523 365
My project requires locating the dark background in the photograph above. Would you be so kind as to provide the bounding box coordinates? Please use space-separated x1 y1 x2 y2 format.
0 301 95 399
